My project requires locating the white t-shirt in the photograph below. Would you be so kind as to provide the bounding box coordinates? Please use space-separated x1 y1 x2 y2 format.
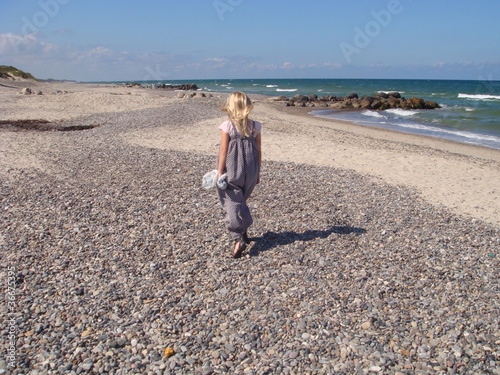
219 120 262 138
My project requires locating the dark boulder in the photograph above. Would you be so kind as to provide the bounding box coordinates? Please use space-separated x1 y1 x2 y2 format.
273 91 439 111
371 99 383 110
351 98 362 109
292 94 309 102
407 97 426 109
388 96 401 108
388 91 401 98
157 83 199 90
425 100 440 109
360 100 373 109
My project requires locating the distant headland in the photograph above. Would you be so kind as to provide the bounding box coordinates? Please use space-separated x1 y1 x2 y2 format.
0 65 38 81
0 65 76 84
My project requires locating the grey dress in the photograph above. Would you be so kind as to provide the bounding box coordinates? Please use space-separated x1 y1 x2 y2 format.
218 120 260 241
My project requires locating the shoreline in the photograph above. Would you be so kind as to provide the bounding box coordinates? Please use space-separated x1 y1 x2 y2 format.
2 80 500 226
2 78 499 158
276 104 500 162
308 108 500 152
255 101 500 227
83 77 500 151
4 78 500 150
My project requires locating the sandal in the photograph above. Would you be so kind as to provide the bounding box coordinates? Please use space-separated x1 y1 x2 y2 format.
233 239 247 259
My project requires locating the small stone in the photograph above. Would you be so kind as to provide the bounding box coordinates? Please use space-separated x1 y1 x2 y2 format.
81 329 91 337
81 359 93 371
361 321 372 330
116 337 128 347
164 347 175 358
340 347 348 360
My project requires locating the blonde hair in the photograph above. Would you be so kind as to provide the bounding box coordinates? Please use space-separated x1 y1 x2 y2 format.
223 91 254 137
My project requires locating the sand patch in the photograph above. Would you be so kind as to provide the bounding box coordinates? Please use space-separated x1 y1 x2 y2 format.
124 102 500 226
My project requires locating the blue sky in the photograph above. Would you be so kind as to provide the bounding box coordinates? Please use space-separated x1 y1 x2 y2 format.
1 0 499 81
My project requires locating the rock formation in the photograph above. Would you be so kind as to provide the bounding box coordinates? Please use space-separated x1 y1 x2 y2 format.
275 92 441 110
122 83 199 91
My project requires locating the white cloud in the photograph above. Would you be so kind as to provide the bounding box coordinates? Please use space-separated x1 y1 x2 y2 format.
4 32 494 81
322 62 342 69
0 33 40 54
244 62 278 71
206 57 227 68
0 33 351 80
280 62 294 69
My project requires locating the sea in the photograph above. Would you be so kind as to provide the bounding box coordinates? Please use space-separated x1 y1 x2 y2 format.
112 78 500 150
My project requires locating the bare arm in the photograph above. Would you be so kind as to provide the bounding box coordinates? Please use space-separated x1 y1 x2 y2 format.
218 130 230 178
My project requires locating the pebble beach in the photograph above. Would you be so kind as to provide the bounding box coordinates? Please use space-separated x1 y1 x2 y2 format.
1 81 499 374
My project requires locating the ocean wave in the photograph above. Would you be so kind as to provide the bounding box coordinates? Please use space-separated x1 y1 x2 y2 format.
385 108 418 117
392 122 500 143
276 88 298 92
377 90 405 94
266 85 277 88
362 110 385 118
458 93 500 100
441 104 477 112
309 110 500 148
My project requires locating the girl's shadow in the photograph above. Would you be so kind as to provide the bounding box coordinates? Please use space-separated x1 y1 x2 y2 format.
248 225 366 256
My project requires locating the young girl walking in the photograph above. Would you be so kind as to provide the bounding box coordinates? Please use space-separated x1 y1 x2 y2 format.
217 92 262 258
